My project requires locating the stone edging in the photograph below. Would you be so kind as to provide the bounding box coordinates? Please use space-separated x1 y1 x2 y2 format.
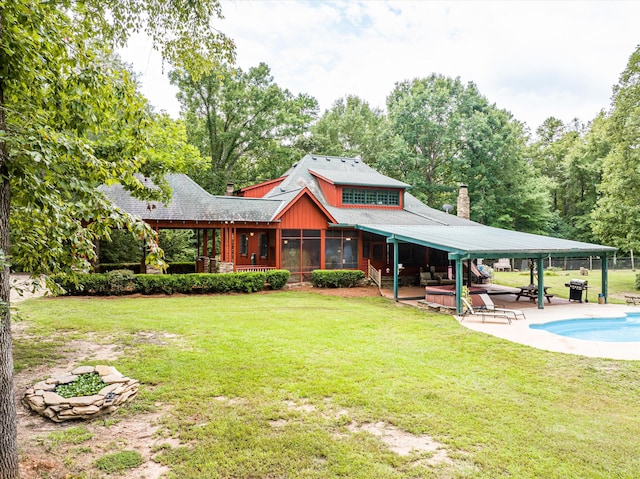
22 365 139 422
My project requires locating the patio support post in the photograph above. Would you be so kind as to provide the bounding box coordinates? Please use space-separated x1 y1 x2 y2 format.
602 255 609 303
455 257 464 315
536 257 545 309
392 238 399 302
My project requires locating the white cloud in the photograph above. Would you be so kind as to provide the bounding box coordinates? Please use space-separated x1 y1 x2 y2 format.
119 0 640 130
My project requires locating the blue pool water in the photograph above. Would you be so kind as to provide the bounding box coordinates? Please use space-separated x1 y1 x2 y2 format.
530 313 640 342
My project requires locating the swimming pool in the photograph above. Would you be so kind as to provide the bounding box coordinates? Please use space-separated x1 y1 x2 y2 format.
530 313 640 342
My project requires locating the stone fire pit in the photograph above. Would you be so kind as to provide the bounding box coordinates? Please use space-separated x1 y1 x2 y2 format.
23 365 139 422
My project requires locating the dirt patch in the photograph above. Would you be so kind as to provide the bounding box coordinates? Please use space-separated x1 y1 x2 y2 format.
278 399 451 466
17 403 174 479
347 421 451 464
13 327 176 478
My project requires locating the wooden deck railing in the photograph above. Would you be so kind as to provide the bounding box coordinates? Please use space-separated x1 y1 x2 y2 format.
368 261 381 287
235 266 277 272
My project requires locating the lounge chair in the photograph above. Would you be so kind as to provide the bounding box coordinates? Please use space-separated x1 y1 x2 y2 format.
478 293 526 321
460 298 512 324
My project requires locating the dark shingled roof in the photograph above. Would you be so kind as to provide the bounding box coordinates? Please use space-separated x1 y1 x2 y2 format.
102 156 615 259
308 167 411 189
102 155 480 227
264 154 475 227
100 174 283 223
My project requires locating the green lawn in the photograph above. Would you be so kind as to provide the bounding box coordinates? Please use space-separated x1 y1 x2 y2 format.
15 292 640 478
492 269 639 303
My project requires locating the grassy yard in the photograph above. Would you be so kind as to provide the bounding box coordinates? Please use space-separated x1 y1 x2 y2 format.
492 269 639 303
14 292 640 478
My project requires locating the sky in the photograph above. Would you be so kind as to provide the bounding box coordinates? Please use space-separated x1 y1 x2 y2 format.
120 0 640 131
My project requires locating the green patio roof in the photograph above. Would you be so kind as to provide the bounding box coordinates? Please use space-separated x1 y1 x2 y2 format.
355 224 617 259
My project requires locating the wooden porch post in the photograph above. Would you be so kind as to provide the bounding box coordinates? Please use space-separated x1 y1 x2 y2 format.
601 255 609 304
275 229 281 269
202 229 208 257
392 238 399 302
455 256 463 315
320 229 326 270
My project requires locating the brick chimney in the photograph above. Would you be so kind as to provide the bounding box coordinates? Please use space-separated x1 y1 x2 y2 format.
225 183 234 196
457 184 470 219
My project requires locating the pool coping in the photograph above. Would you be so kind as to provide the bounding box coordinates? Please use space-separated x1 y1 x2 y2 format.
456 303 640 361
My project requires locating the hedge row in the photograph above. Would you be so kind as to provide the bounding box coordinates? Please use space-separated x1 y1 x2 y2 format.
311 270 366 288
54 269 290 296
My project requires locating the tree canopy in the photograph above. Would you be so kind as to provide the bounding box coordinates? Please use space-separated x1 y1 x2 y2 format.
0 1 233 476
592 45 640 251
171 62 318 193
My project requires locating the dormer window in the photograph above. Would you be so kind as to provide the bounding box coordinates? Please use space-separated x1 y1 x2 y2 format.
342 188 400 206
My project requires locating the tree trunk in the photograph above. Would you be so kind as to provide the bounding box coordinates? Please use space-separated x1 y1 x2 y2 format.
0 175 17 479
0 6 19 474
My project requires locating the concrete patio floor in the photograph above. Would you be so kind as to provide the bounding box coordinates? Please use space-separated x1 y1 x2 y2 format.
382 285 640 361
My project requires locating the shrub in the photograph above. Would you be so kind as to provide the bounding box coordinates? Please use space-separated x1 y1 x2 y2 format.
635 272 640 290
52 273 109 295
266 270 290 290
55 272 269 296
106 269 136 295
311 270 366 288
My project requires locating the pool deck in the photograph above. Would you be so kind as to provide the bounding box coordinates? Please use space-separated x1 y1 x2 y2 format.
457 302 640 361
382 285 640 361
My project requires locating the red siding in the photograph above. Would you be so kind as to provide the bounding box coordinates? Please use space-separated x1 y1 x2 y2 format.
315 177 341 206
279 194 330 229
239 178 285 198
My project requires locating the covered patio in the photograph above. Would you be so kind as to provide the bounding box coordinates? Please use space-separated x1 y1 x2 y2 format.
358 224 617 314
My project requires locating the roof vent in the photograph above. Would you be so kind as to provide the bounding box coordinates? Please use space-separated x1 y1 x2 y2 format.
354 159 359 163
280 187 286 192
326 157 331 161
341 158 346 162
312 156 317 160
292 162 298 167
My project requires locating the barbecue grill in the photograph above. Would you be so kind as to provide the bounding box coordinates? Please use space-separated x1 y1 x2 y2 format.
565 279 589 302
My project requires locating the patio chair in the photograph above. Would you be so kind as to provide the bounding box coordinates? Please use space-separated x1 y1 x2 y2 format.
460 298 512 324
492 258 512 272
478 293 526 321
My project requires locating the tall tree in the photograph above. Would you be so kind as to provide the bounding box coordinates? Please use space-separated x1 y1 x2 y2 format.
459 107 552 233
555 113 610 242
386 74 467 206
528 117 585 238
171 62 318 193
592 46 640 252
306 95 392 166
0 1 233 476
385 74 550 231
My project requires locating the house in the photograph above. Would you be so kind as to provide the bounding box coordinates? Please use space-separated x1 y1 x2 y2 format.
101 154 616 313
